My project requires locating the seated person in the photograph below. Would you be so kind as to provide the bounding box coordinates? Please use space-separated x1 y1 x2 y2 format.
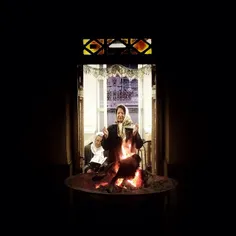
84 132 109 173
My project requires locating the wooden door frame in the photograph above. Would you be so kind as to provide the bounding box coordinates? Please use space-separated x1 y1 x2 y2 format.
71 43 165 175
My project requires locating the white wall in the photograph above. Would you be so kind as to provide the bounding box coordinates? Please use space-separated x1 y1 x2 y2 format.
83 65 98 145
141 67 152 141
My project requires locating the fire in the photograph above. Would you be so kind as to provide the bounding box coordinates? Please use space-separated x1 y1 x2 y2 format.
115 139 143 188
127 168 142 187
120 140 134 160
120 139 135 159
95 182 108 189
95 136 143 190
116 168 143 188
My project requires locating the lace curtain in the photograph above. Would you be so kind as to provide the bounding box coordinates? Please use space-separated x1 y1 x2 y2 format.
83 64 152 80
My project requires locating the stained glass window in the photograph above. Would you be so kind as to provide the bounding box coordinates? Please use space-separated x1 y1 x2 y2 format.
82 38 152 55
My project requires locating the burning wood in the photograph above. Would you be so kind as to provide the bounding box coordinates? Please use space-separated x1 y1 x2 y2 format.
73 125 176 194
92 153 142 193
111 154 140 179
113 154 141 180
65 169 177 195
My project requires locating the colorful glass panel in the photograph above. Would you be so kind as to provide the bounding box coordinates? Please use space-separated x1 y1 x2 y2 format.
82 38 152 55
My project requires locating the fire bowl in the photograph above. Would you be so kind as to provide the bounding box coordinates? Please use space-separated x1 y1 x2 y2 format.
65 172 177 206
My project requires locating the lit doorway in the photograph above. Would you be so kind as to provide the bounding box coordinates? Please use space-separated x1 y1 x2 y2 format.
82 64 155 171
75 37 161 175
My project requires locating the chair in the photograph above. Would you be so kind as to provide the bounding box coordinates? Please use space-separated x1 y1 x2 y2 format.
84 142 93 165
138 140 152 170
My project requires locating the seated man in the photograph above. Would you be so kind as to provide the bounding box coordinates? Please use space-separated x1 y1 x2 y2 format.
84 132 109 173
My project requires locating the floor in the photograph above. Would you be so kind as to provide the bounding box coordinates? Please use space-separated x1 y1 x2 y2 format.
8 164 210 235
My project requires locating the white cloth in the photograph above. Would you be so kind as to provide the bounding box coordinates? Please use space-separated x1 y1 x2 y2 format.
117 106 134 139
89 135 107 164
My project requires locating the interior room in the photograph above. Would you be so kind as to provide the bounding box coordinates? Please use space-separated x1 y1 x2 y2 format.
11 31 208 234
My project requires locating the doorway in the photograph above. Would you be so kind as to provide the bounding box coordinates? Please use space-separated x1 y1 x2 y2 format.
77 63 158 173
83 64 152 143
73 37 163 175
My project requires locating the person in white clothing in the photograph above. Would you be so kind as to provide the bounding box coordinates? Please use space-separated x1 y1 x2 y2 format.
84 132 108 173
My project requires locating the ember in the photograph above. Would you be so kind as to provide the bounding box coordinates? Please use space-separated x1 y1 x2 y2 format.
65 167 177 195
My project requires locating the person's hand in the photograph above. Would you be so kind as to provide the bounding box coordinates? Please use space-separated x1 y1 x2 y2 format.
103 127 109 139
87 169 94 174
133 123 139 136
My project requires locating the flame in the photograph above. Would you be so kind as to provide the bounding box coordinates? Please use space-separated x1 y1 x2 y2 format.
95 137 143 190
120 139 135 160
115 139 143 188
115 178 123 186
95 182 108 189
115 168 142 188
127 168 142 187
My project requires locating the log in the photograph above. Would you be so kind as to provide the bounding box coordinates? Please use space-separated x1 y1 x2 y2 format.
92 154 142 193
110 154 141 185
116 154 141 178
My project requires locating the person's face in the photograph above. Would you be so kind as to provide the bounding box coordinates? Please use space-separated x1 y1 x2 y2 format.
116 107 125 123
95 135 103 148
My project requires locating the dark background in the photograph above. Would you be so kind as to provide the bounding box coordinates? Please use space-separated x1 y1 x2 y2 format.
4 3 211 234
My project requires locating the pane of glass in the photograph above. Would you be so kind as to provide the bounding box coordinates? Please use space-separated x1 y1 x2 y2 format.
82 38 152 55
145 38 152 44
133 40 149 53
83 49 91 55
130 38 138 44
107 39 115 44
130 48 139 55
97 39 104 44
85 40 102 54
83 39 90 45
120 38 128 44
109 40 126 48
97 49 104 55
145 48 152 54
